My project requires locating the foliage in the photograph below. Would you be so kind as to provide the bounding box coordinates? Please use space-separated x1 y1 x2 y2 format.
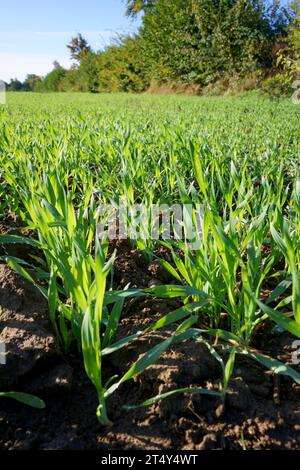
288 1 300 55
74 52 100 93
124 0 156 17
1 92 299 419
97 36 149 92
6 79 26 91
261 72 293 96
39 62 67 92
0 392 45 409
138 0 287 84
23 74 43 91
67 33 92 62
276 1 300 81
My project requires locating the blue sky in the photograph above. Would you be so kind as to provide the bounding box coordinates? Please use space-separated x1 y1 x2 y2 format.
0 0 140 82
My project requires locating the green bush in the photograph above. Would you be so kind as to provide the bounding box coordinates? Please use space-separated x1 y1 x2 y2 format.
261 73 293 98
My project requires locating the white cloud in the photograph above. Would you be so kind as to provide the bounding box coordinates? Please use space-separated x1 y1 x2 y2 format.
0 52 72 82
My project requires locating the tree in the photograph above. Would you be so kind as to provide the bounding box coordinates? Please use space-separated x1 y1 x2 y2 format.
41 63 66 91
276 1 300 78
97 35 149 92
7 79 24 91
78 52 100 92
67 34 92 62
124 0 156 17
60 66 82 92
288 1 300 54
23 74 42 91
136 0 289 84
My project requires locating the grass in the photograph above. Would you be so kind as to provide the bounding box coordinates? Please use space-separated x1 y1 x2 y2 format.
0 92 300 422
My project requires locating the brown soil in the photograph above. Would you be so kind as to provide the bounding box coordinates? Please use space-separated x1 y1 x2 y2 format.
0 238 300 450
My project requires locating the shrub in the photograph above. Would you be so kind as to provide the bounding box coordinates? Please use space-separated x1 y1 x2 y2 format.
261 73 293 97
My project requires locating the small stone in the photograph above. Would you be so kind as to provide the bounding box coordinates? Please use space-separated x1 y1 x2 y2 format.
215 403 224 418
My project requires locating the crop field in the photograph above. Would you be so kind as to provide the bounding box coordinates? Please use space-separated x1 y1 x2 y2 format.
0 92 300 450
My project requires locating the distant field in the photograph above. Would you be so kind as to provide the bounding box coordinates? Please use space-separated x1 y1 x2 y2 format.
2 92 300 198
0 92 300 449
